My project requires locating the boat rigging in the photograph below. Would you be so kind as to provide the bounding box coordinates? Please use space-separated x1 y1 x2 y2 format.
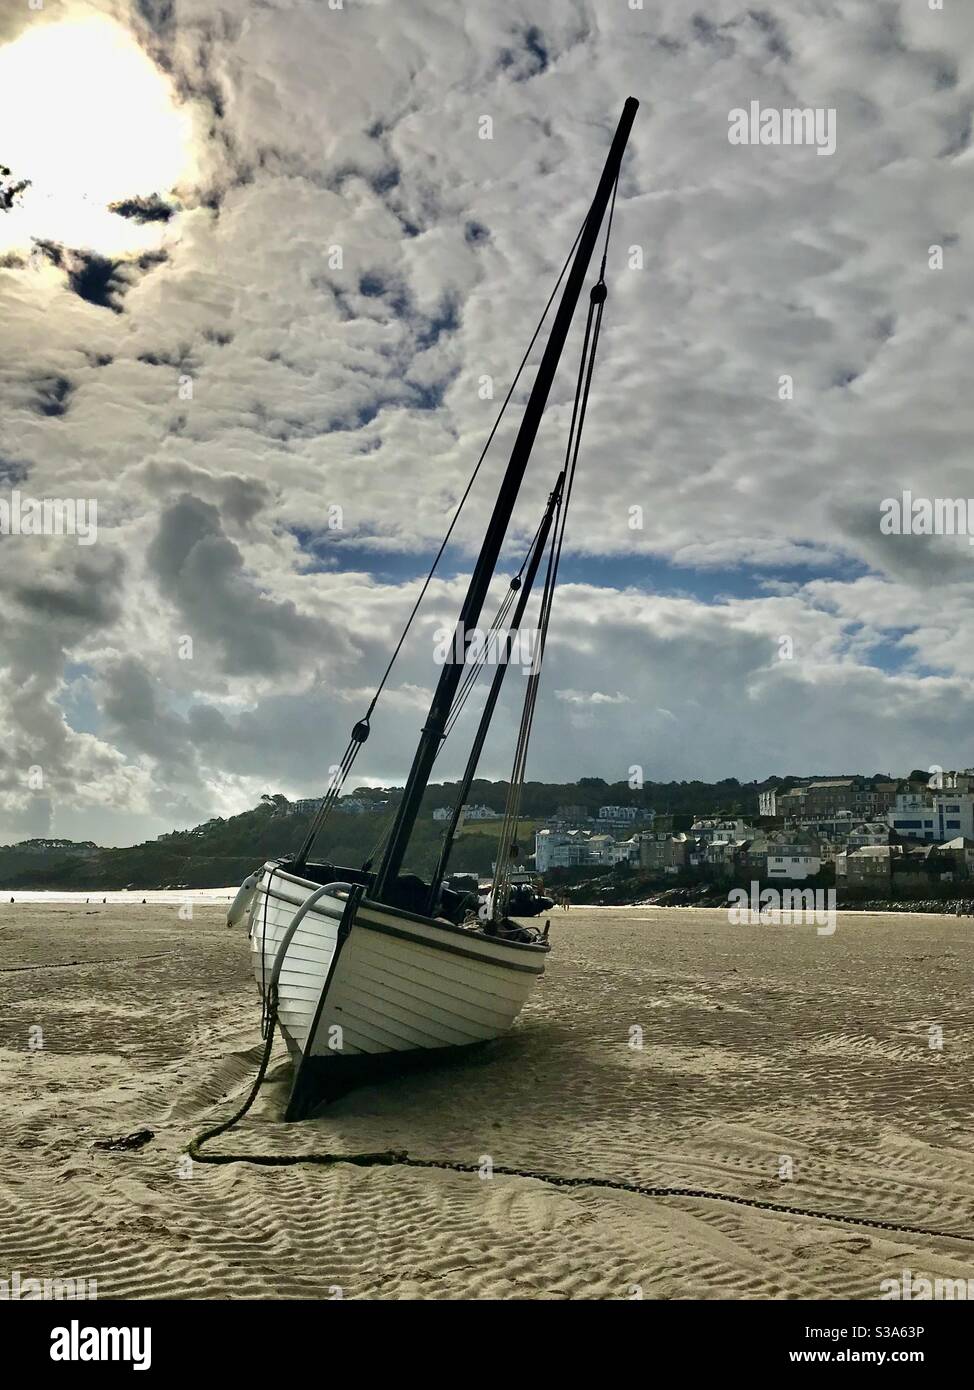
231 97 639 1119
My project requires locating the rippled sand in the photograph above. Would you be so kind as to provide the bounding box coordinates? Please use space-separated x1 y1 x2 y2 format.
2 902 972 1299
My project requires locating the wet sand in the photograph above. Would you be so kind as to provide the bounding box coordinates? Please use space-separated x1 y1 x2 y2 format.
1 902 972 1299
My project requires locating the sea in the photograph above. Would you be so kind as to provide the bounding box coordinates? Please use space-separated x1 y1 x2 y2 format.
3 888 238 905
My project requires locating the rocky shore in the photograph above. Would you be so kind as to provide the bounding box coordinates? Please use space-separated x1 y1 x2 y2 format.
841 896 974 915
566 876 974 916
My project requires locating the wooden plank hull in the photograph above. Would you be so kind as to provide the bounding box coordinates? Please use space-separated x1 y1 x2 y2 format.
248 864 548 1116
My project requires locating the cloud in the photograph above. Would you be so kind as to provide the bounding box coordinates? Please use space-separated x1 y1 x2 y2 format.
1 0 974 843
145 493 329 676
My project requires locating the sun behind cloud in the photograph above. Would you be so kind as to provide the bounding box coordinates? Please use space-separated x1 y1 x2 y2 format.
0 13 195 258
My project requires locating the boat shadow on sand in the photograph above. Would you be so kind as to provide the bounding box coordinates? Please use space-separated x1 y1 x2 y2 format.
257 1025 557 1122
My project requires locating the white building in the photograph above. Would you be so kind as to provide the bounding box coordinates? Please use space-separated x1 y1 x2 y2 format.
610 835 642 866
463 805 501 822
535 830 593 871
888 791 974 843
931 793 974 841
846 821 892 850
432 807 452 822
586 833 615 865
691 817 754 844
534 828 638 872
800 810 855 844
766 845 821 881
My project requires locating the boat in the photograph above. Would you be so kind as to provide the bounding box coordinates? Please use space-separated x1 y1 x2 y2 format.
232 98 639 1120
476 873 554 918
505 880 555 918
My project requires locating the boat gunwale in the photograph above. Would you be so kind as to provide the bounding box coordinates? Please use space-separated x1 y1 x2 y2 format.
258 881 546 978
261 864 550 961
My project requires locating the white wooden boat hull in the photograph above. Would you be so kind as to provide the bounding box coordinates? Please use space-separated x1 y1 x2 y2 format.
248 864 548 1117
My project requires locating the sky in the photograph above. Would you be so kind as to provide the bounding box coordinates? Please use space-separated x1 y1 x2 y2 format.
1 0 973 846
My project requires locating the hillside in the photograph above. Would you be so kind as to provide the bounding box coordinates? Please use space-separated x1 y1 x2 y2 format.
0 774 781 890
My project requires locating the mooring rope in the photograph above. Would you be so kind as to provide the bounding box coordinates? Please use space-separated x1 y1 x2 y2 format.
186 1010 974 1247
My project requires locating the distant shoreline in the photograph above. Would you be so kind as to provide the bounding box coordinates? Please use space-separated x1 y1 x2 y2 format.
0 888 238 905
3 888 971 919
569 902 971 917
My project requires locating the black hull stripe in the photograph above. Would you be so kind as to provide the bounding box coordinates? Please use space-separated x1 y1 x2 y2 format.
350 913 545 975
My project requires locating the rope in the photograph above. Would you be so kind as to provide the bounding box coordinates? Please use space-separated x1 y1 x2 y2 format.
186 1029 974 1245
293 728 368 868
491 181 616 914
195 850 974 1244
442 579 519 743
258 865 279 1038
358 586 518 873
187 989 280 1163
360 515 553 873
293 215 588 868
441 505 551 745
362 215 587 718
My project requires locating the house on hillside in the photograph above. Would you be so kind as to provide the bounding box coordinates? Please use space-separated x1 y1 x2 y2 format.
691 817 752 844
940 837 974 878
888 789 974 843
612 835 642 866
640 832 689 873
836 844 894 889
535 829 594 871
767 844 821 881
847 821 893 850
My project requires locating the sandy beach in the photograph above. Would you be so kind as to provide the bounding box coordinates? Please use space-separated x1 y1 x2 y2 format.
1 901 972 1300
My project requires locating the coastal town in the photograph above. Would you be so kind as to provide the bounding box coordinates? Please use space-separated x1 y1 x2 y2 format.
5 770 974 905
530 772 974 896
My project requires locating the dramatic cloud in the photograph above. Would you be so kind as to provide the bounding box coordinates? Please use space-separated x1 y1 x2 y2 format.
1 0 973 844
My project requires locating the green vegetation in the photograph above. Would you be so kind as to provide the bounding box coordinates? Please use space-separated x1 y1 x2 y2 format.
454 817 543 841
0 774 776 891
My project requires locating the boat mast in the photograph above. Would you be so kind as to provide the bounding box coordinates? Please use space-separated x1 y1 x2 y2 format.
425 475 564 909
373 97 638 903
